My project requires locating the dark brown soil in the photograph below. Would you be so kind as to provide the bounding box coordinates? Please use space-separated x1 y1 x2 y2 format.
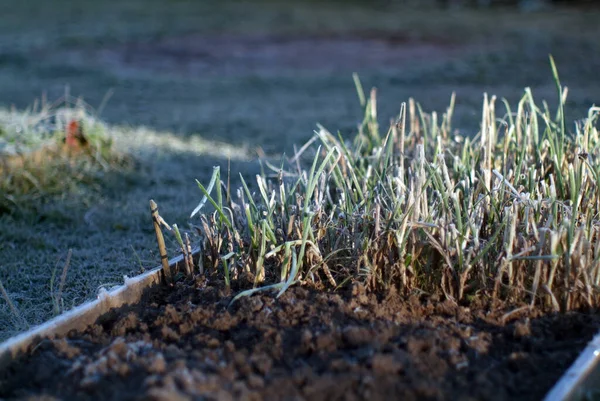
1 278 598 401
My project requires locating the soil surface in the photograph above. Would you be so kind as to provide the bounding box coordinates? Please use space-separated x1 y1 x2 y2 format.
1 278 598 401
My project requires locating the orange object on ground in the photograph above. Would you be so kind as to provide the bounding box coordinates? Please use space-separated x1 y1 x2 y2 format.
64 120 88 152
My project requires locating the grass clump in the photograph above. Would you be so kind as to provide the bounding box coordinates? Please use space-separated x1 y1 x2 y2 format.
171 63 600 312
0 94 131 214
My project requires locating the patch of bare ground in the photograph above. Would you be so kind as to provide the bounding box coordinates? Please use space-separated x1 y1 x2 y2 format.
60 32 477 77
1 279 598 400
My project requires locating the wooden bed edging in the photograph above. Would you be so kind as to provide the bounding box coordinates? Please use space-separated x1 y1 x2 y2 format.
544 333 600 401
0 249 198 370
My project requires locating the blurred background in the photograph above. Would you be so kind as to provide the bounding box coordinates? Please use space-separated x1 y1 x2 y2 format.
0 0 599 337
1 0 598 151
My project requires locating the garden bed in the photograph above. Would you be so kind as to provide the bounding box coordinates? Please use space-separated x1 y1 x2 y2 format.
0 276 598 400
3 56 600 400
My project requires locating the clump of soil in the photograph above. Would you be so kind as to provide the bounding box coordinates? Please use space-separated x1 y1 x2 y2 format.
1 278 597 400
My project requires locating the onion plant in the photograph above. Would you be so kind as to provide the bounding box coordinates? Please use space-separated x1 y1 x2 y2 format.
175 59 600 311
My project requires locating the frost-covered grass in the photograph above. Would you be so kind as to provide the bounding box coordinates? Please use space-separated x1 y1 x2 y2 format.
0 95 130 214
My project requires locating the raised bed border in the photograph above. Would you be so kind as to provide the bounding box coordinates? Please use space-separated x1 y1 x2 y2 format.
544 333 600 401
0 249 197 371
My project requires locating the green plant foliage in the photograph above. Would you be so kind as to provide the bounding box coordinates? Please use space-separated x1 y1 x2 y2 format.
180 65 600 311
